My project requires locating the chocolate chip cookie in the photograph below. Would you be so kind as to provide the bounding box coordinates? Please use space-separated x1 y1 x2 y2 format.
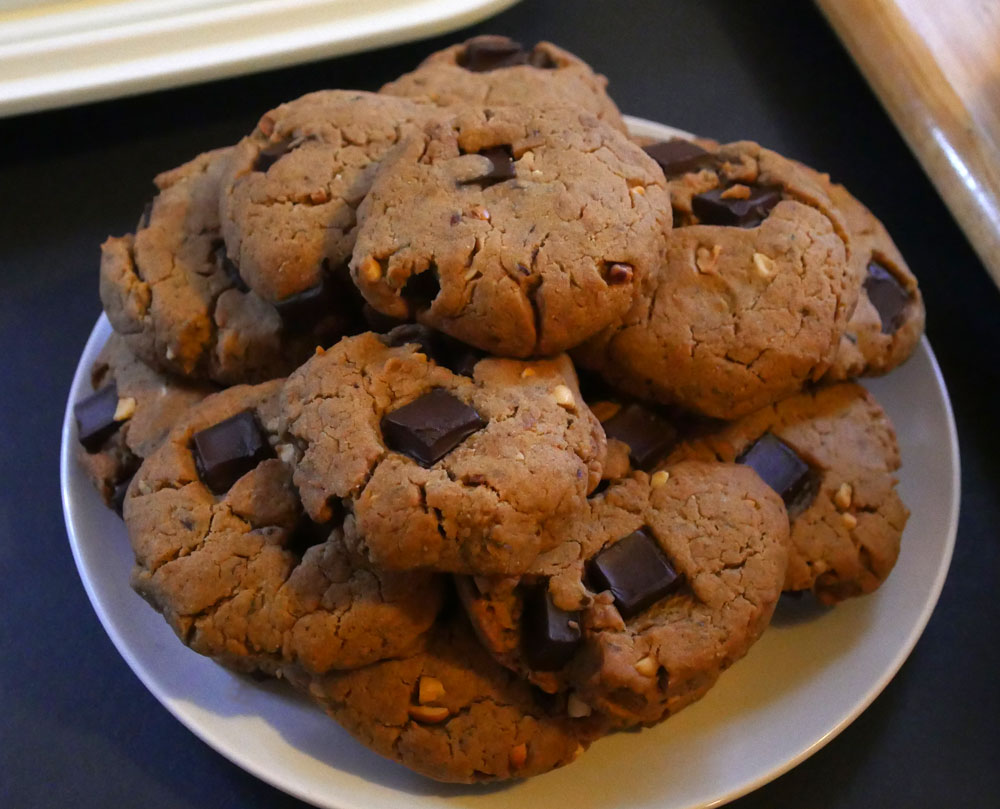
457 462 789 727
575 139 855 419
381 35 626 133
74 332 216 512
123 381 443 675
668 382 908 604
219 90 441 304
100 147 355 386
283 612 606 783
280 331 606 574
350 105 669 357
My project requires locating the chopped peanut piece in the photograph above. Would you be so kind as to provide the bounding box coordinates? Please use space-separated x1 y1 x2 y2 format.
418 676 446 705
359 256 382 283
509 743 528 769
634 655 657 677
113 397 136 422
407 704 450 724
650 470 671 488
834 482 853 510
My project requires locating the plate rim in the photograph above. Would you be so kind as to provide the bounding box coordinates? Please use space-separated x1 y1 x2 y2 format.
61 117 961 807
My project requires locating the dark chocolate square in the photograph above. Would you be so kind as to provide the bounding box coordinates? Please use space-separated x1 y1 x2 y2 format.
864 260 910 334
588 528 680 619
643 139 713 176
602 403 677 470
521 583 582 671
691 185 782 228
75 383 122 453
737 432 813 507
192 409 273 494
459 37 528 72
462 146 516 189
381 389 485 467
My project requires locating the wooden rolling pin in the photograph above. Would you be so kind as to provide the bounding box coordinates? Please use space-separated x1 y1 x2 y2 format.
817 0 1000 289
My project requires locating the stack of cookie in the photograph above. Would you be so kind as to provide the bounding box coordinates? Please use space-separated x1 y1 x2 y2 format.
73 35 923 783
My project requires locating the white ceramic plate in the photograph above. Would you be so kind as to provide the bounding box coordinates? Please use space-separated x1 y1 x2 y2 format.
0 0 520 118
62 117 960 809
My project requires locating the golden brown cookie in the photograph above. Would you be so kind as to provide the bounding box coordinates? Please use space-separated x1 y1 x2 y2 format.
73 333 216 512
123 381 443 675
219 90 442 304
279 331 606 575
668 383 908 604
283 612 607 783
457 462 789 727
575 139 855 419
349 105 669 357
380 35 626 133
100 148 355 385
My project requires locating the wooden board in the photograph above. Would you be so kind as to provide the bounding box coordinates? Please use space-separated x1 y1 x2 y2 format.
817 0 1000 288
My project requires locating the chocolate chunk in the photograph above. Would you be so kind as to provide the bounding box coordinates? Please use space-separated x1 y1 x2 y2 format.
462 146 516 188
253 137 295 173
192 409 273 494
459 37 529 72
588 528 680 619
602 403 678 470
864 260 910 334
75 383 123 453
382 325 483 378
401 267 441 308
521 583 582 670
737 432 814 508
643 139 713 176
692 185 782 228
212 240 249 293
381 389 485 467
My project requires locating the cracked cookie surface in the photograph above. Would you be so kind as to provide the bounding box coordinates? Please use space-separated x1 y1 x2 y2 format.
100 148 355 385
220 90 442 304
380 35 626 133
283 612 606 783
668 383 908 604
123 381 443 675
75 333 217 511
457 462 789 727
350 105 669 357
575 139 854 419
280 331 606 574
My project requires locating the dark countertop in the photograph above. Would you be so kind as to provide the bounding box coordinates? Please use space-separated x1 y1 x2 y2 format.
2 0 998 806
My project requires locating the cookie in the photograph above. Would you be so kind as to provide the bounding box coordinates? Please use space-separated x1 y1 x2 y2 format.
668 383 908 603
100 147 355 385
457 461 789 727
219 91 441 304
350 105 669 357
283 612 606 783
123 381 443 675
279 331 606 574
575 138 855 419
73 333 216 512
380 35 626 133
822 181 925 379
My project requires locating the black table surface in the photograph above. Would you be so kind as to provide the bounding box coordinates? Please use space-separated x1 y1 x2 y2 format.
3 0 998 806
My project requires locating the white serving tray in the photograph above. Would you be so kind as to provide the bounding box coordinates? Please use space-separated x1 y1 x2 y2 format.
0 0 520 117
